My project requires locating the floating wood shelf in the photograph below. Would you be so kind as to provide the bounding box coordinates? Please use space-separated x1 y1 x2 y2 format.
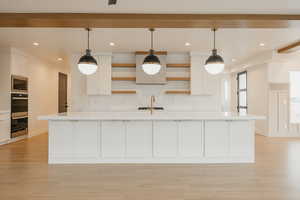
112 63 136 68
167 77 190 81
165 90 191 94
167 64 190 68
112 77 136 81
135 51 167 55
112 90 137 94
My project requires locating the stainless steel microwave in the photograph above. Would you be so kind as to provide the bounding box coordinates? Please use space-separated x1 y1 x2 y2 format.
11 75 28 93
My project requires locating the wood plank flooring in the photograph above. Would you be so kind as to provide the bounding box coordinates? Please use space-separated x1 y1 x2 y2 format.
0 134 300 200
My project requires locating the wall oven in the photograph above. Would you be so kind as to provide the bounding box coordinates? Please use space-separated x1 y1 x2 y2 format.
11 90 28 138
11 75 28 93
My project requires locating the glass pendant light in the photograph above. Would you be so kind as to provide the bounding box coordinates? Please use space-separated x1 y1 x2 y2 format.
142 28 161 75
78 28 98 75
205 28 225 75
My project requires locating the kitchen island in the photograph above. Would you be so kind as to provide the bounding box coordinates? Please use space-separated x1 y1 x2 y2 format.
39 112 264 164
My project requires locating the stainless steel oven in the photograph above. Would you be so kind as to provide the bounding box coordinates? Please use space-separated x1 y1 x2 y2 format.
11 93 28 138
11 75 28 93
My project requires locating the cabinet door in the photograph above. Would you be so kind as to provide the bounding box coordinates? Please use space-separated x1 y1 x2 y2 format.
178 121 203 157
49 121 73 157
101 121 126 157
205 121 229 157
126 121 152 157
73 121 99 158
230 121 254 156
0 119 10 142
153 121 178 157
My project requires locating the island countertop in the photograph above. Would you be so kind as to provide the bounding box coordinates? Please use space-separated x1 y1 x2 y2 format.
39 111 265 121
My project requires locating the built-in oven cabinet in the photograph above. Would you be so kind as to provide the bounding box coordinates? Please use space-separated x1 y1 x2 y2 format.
11 93 28 118
11 93 28 138
0 112 10 143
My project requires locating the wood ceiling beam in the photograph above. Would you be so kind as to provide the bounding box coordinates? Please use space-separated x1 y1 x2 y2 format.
277 41 300 53
0 13 300 28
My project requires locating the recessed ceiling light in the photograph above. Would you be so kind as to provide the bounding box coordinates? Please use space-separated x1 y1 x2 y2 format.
57 58 63 61
259 43 265 47
109 42 115 46
185 42 191 46
33 42 39 46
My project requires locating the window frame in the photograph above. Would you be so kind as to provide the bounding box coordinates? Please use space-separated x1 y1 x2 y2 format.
237 71 248 113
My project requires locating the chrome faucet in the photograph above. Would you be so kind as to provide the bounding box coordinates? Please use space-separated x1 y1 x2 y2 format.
150 95 155 115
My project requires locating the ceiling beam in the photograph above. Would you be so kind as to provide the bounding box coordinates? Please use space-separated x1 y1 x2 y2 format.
1 13 300 28
277 41 300 53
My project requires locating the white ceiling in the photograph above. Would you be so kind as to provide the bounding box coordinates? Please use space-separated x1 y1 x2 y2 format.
0 0 300 13
0 28 300 66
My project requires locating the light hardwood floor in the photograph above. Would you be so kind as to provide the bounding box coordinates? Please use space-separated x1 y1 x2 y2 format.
0 134 300 200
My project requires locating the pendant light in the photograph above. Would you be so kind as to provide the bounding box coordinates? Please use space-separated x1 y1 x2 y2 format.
78 28 98 75
205 28 225 75
142 28 161 75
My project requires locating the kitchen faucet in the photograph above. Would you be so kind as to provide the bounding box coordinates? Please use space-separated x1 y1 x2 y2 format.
150 95 155 115
137 95 164 114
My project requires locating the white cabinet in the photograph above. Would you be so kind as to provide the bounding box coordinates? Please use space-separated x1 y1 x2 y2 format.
190 52 220 96
101 121 126 158
49 121 74 157
48 121 99 159
178 121 203 157
153 121 178 157
86 55 112 95
126 121 152 157
0 112 10 143
204 121 229 157
47 119 256 163
73 121 99 158
229 120 254 156
204 120 255 158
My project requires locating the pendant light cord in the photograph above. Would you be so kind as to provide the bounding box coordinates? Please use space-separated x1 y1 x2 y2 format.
151 29 153 50
87 28 90 50
213 28 216 50
149 28 155 54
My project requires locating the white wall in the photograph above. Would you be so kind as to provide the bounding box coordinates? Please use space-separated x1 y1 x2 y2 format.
10 48 70 137
0 48 11 111
268 61 300 83
231 64 269 136
71 52 225 112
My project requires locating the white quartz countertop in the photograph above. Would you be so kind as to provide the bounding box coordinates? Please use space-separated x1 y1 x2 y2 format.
39 112 265 121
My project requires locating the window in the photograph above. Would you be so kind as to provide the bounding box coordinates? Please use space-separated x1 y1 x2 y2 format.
237 71 247 114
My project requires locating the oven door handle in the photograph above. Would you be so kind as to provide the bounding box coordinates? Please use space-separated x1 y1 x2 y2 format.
12 97 28 100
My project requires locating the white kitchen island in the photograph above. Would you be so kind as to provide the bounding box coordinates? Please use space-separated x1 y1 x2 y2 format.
39 112 264 164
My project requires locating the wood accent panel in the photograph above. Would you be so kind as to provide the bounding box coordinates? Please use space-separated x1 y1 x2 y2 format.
112 77 136 81
112 63 136 68
111 90 136 94
277 41 300 53
165 90 191 94
166 77 190 81
167 63 191 68
1 13 300 28
135 51 168 55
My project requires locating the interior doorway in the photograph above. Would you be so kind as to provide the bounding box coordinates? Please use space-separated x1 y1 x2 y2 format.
58 72 68 113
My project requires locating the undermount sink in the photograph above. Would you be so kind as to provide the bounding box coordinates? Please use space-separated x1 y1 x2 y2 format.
138 107 164 111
